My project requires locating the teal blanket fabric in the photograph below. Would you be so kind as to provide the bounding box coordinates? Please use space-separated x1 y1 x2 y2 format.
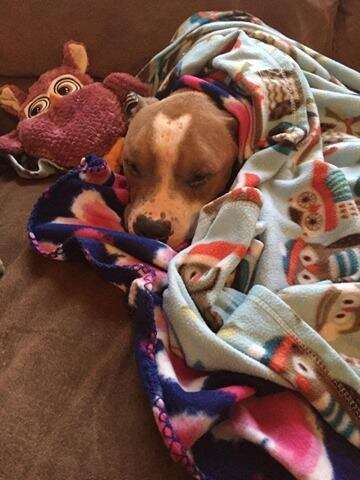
140 11 360 450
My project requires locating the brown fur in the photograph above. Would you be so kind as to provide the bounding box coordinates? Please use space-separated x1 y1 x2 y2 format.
123 90 238 248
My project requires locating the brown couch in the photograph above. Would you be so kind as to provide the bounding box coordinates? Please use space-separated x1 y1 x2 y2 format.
0 2 359 479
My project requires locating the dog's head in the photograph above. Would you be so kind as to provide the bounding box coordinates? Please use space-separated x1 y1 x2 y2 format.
122 90 238 249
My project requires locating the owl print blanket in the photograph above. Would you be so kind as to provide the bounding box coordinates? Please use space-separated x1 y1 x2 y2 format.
29 11 360 480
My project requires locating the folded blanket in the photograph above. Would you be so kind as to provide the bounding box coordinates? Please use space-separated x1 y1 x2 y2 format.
29 11 360 480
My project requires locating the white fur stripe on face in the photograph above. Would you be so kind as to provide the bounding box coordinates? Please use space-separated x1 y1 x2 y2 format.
152 112 192 174
150 112 193 220
127 112 194 245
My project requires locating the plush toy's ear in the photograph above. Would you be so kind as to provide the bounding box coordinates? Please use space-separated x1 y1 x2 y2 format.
103 73 154 120
0 129 23 154
0 85 26 117
103 72 151 104
63 40 88 73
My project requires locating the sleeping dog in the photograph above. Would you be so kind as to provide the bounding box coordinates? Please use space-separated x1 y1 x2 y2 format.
122 89 239 249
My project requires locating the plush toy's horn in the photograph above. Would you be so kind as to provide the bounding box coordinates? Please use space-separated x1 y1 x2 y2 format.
63 40 89 73
0 84 26 117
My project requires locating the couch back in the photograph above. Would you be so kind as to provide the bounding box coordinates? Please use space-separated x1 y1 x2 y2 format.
0 0 358 133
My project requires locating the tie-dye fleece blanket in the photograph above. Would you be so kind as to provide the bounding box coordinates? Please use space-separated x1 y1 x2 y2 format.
28 11 360 480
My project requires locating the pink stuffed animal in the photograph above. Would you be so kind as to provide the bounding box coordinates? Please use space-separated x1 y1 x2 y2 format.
0 41 149 177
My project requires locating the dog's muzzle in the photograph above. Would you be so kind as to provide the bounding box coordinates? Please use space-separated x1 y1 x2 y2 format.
133 214 172 243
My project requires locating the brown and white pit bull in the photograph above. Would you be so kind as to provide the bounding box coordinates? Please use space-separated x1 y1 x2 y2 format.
122 90 239 249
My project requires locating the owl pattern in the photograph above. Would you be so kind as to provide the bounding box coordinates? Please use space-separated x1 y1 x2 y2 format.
258 69 304 120
178 241 248 332
320 107 360 137
316 284 360 343
283 234 360 285
242 29 298 60
288 161 359 238
260 334 360 447
321 129 359 146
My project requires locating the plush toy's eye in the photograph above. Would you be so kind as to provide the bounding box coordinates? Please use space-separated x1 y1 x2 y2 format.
27 97 50 118
53 77 82 96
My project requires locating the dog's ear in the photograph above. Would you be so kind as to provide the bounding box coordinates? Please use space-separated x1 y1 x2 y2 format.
219 111 238 140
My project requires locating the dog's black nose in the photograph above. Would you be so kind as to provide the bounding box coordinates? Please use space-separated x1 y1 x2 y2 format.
133 215 172 242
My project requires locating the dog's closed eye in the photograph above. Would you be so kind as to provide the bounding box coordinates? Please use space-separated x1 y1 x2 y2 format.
186 172 213 188
124 159 142 176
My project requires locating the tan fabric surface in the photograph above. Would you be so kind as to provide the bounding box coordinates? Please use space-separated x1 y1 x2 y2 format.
333 0 360 71
0 172 188 480
0 0 342 135
0 0 338 79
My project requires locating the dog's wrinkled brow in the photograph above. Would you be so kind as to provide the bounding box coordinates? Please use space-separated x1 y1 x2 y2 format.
152 112 192 162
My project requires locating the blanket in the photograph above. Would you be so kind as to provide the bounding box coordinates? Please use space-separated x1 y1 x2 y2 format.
28 11 360 480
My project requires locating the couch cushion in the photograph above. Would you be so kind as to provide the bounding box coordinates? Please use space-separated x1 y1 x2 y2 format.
0 1 340 134
0 172 188 480
333 0 360 71
0 0 338 79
